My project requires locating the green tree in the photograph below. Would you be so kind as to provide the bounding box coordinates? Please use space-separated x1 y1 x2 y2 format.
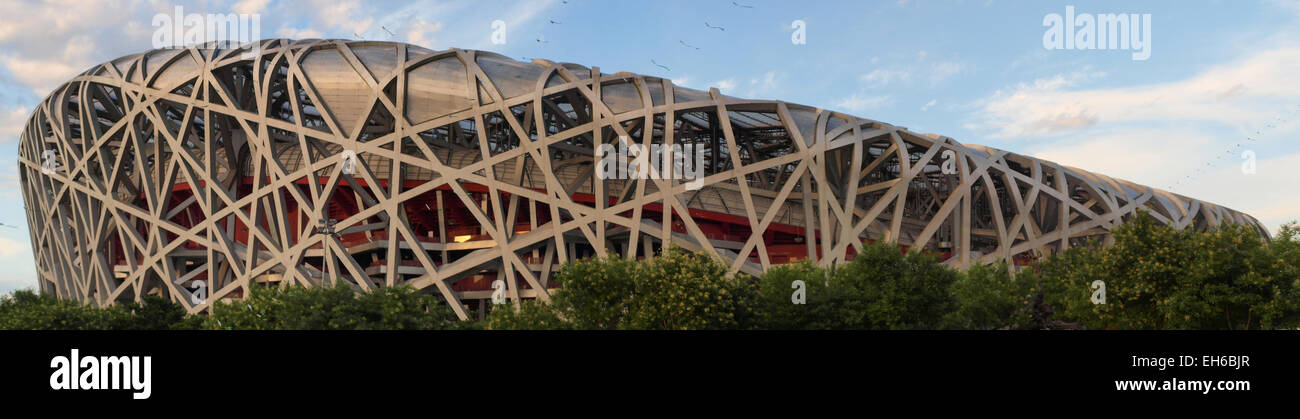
546 255 638 329
1036 211 1300 330
755 261 834 329
832 241 959 329
483 248 759 330
205 284 460 330
621 249 759 330
945 262 1036 330
481 300 568 330
0 290 132 330
755 241 960 329
121 295 200 330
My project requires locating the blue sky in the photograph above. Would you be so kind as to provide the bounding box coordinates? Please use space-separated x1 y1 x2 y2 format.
1 0 1298 293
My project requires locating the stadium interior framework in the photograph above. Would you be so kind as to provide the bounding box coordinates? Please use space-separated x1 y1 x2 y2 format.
18 39 1269 319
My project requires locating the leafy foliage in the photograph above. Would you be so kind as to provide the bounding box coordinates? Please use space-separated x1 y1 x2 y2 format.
206 284 461 330
620 249 759 330
1031 211 1300 330
543 255 638 329
122 295 204 330
945 262 1037 330
481 300 569 330
754 241 960 329
755 261 834 329
0 290 133 330
482 248 760 330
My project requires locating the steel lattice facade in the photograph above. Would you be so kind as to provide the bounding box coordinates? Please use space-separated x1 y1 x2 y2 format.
18 39 1267 318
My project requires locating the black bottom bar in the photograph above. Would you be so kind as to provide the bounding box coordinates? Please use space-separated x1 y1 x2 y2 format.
4 331 1294 405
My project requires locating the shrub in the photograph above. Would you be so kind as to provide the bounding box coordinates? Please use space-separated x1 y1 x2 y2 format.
205 284 461 330
484 248 760 330
945 262 1036 330
755 261 834 329
754 241 960 329
1036 211 1300 330
545 255 638 329
0 290 132 330
122 295 202 330
481 300 568 330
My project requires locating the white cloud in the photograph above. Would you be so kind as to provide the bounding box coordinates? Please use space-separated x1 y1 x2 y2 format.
0 105 29 142
970 47 1300 139
232 0 271 15
0 235 24 256
0 0 134 44
0 0 161 96
277 27 325 40
311 0 374 36
856 53 964 89
861 68 911 87
0 235 35 294
928 60 963 86
405 20 443 48
714 78 736 91
1268 0 1300 18
921 99 937 111
745 71 784 98
0 169 22 200
834 94 892 113
1 35 106 96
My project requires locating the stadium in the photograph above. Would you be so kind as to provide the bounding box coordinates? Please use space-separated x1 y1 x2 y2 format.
17 39 1268 319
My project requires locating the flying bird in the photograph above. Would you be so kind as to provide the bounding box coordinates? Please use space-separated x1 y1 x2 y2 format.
732 1 754 8
680 40 700 50
705 22 725 31
651 59 670 72
381 26 396 37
